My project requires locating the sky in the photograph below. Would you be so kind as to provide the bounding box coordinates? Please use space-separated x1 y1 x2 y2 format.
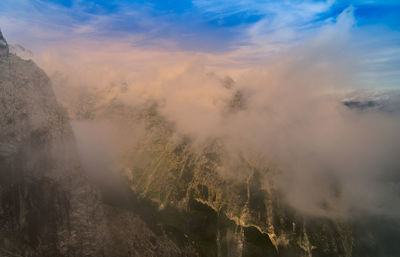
0 0 399 88
1 1 399 48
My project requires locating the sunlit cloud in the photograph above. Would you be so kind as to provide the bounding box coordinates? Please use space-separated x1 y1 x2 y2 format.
1 0 400 219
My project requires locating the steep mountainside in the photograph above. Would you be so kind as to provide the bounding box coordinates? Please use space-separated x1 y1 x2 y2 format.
117 104 354 257
0 30 195 257
0 29 108 256
55 87 357 257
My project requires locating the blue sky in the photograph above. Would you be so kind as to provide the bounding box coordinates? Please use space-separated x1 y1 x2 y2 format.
1 0 399 51
0 0 399 87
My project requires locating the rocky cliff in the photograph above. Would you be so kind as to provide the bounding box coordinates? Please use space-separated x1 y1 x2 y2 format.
52 84 357 257
0 30 195 257
0 29 107 256
112 103 354 257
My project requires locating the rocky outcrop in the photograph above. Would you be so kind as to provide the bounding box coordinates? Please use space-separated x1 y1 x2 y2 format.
118 108 354 257
0 32 109 256
0 29 8 57
46 71 358 257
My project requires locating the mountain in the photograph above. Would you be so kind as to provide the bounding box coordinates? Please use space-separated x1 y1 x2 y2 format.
100 102 354 257
0 30 194 257
0 28 108 256
1 29 398 257
0 30 9 57
53 80 356 257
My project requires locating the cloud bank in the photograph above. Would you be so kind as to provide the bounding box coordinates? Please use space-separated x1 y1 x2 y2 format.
1 2 400 219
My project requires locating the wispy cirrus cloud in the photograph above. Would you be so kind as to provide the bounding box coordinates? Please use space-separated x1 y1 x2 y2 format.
0 0 399 87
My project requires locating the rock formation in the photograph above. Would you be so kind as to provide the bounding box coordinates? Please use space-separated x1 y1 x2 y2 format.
0 29 193 257
0 29 9 57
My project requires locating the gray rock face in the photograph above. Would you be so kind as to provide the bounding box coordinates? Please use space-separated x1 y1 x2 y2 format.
0 32 190 257
0 29 9 56
0 38 109 256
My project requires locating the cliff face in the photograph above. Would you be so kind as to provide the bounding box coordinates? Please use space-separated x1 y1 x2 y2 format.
52 83 356 257
0 31 108 256
0 30 8 57
113 105 354 257
37 60 359 256
0 32 192 257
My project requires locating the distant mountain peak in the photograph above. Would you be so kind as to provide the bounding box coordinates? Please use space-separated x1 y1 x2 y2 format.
0 28 9 56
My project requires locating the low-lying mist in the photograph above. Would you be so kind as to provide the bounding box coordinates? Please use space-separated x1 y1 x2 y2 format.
29 7 400 220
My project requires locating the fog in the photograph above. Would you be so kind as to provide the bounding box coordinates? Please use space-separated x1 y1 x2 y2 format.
23 7 400 219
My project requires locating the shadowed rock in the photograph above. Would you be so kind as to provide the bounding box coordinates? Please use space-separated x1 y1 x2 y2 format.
0 29 9 56
0 27 196 257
